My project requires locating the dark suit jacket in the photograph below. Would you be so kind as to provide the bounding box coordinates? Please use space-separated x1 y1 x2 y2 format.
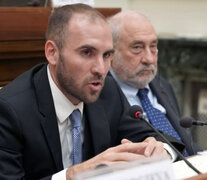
109 71 199 156
0 64 184 180
147 75 200 155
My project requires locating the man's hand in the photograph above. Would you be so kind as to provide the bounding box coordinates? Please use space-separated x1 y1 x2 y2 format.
122 137 168 157
66 137 167 180
143 137 168 156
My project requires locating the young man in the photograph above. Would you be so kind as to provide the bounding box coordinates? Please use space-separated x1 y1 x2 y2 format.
0 5 182 180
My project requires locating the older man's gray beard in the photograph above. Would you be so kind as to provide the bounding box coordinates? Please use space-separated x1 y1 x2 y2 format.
124 65 157 89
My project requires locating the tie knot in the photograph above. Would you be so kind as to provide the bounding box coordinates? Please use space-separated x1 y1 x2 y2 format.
70 109 81 128
137 88 149 98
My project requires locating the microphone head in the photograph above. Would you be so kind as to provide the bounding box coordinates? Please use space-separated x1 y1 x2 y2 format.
128 105 143 119
180 117 194 128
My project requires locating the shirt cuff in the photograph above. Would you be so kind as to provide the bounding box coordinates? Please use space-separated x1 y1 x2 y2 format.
163 143 177 162
52 169 67 180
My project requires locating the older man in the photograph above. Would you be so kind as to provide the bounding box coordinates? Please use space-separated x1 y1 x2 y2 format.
108 11 200 157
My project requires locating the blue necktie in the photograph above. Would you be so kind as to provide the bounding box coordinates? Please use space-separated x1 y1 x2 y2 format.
138 88 188 156
70 109 82 165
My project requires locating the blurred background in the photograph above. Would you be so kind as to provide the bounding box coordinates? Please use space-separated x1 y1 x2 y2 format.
1 0 207 149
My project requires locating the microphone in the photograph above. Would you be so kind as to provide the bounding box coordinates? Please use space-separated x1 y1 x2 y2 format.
129 105 201 175
180 117 207 128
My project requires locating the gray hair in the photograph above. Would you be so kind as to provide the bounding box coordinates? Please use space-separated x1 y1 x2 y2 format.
107 10 150 48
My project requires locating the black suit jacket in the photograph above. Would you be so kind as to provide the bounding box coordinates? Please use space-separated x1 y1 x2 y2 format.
148 76 201 155
0 64 184 180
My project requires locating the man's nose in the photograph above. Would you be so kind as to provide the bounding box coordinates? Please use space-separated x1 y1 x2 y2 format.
91 57 106 75
141 47 156 64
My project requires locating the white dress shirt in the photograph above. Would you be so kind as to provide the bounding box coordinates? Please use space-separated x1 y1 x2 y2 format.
110 69 177 161
47 66 83 180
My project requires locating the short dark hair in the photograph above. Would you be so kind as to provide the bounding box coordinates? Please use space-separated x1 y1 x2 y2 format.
46 3 106 50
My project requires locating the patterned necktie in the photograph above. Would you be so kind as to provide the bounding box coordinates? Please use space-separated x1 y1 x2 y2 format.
70 109 82 165
138 88 188 156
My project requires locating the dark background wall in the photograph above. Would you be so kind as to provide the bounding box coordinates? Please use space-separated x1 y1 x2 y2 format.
158 38 207 149
0 0 46 6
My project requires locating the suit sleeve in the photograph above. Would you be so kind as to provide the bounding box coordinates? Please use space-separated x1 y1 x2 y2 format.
0 98 26 179
0 98 55 180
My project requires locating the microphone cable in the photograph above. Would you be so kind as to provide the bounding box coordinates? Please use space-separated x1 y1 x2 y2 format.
129 105 202 175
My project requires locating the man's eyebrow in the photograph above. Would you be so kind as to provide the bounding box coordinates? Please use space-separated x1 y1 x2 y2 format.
104 49 115 54
131 40 144 45
77 45 97 51
131 39 158 45
151 40 158 44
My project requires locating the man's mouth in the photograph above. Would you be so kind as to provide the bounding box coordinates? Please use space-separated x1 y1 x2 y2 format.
88 81 103 91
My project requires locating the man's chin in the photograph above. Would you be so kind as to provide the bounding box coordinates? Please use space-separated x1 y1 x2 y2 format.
127 76 154 88
83 92 101 104
84 98 99 104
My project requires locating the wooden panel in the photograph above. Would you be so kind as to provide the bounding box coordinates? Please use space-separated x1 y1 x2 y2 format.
96 8 121 18
0 7 51 41
0 7 121 86
0 57 45 86
0 7 120 41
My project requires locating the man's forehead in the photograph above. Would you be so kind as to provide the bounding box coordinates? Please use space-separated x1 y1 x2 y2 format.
127 33 157 45
69 12 106 27
121 21 157 42
65 18 113 51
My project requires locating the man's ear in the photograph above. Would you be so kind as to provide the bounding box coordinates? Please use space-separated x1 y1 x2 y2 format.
45 40 59 65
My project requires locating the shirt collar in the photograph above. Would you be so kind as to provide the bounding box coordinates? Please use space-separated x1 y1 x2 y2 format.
110 68 166 113
47 65 83 123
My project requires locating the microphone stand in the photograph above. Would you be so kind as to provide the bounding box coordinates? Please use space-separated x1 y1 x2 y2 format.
139 115 202 175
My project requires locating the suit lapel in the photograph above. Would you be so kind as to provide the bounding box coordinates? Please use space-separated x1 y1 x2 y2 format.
150 77 170 111
150 76 183 137
33 64 63 171
83 101 110 158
